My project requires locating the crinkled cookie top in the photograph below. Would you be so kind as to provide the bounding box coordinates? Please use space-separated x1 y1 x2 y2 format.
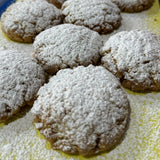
31 65 130 156
101 30 160 92
111 0 154 12
0 49 45 122
33 24 103 74
61 0 121 33
1 0 62 43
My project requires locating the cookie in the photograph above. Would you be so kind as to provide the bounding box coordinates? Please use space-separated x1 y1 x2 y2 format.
101 30 160 92
1 0 62 43
111 0 154 12
61 0 121 34
31 65 130 156
46 0 66 8
0 49 45 122
33 24 103 74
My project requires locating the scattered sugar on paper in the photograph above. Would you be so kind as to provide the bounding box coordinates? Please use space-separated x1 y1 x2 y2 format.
0 2 160 160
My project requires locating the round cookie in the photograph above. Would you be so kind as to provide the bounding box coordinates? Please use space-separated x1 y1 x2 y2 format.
61 0 121 34
46 0 66 8
31 65 130 156
1 0 62 43
111 0 154 12
0 49 46 122
101 30 160 92
33 24 103 74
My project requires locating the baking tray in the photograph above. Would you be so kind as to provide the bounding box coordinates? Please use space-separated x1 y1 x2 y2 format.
0 0 160 160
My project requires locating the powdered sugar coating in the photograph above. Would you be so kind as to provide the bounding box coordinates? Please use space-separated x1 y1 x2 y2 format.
61 0 121 34
46 0 66 8
1 0 62 43
0 49 45 122
111 0 154 12
101 30 160 92
31 65 130 156
33 24 103 74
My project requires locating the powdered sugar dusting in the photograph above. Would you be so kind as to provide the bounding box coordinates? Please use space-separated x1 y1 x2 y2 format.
1 0 62 42
0 92 160 160
62 0 121 33
101 30 160 91
33 24 103 74
0 49 45 121
0 112 61 160
0 0 160 159
31 65 130 156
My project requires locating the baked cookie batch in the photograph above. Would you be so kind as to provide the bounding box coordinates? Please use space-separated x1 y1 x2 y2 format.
0 50 46 121
0 0 157 157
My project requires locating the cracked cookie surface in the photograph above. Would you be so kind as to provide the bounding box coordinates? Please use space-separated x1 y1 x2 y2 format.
33 24 103 74
0 49 45 122
111 0 154 12
1 0 62 43
31 65 130 156
101 30 160 92
61 0 121 34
